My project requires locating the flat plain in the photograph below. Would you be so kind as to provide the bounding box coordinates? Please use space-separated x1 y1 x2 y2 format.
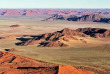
0 15 110 73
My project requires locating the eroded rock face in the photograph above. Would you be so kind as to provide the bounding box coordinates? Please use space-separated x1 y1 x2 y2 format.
1 35 16 40
0 51 97 74
76 28 110 38
18 28 87 47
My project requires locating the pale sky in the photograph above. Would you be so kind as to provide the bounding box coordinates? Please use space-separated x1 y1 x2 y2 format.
0 0 110 9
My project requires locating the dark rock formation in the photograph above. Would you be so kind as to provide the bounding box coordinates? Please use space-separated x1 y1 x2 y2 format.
78 14 103 21
66 15 78 21
98 18 110 23
17 28 88 47
76 28 110 38
45 14 110 23
16 27 110 47
44 14 65 21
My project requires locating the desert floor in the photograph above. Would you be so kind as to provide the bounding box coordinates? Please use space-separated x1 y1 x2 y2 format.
0 15 110 73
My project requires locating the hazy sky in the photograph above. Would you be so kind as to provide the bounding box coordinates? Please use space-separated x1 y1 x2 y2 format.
0 0 110 9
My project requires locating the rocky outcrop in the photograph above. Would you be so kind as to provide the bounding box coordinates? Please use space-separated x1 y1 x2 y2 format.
16 27 110 47
45 14 110 23
60 28 87 37
0 51 97 74
76 28 110 38
17 28 87 47
44 14 77 21
41 28 87 41
43 14 65 21
67 14 103 22
66 15 79 21
78 14 103 21
98 18 110 23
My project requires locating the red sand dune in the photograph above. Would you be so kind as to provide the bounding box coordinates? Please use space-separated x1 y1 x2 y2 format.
0 51 97 74
58 65 97 74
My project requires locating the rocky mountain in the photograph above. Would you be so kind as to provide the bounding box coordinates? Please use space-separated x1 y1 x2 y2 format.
44 14 110 23
16 27 110 47
16 28 88 47
76 27 110 38
98 18 110 23
78 14 103 21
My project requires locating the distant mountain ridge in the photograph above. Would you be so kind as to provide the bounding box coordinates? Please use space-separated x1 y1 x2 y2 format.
0 9 110 16
44 14 110 23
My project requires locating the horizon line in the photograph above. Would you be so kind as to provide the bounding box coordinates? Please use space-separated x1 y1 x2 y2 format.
0 8 110 9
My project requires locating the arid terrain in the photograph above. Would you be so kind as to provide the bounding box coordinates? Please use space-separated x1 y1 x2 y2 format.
0 9 110 74
0 9 110 17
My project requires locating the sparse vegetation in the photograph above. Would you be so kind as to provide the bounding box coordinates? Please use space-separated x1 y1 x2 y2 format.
0 15 110 73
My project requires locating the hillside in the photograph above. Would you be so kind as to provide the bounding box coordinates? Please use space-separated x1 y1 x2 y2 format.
0 51 97 74
44 14 110 23
15 27 110 47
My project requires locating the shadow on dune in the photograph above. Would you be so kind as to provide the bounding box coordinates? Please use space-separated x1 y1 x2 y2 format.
17 66 59 70
15 42 24 46
16 38 31 42
4 49 10 51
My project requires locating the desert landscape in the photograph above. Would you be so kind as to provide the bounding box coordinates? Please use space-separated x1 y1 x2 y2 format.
0 8 109 74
